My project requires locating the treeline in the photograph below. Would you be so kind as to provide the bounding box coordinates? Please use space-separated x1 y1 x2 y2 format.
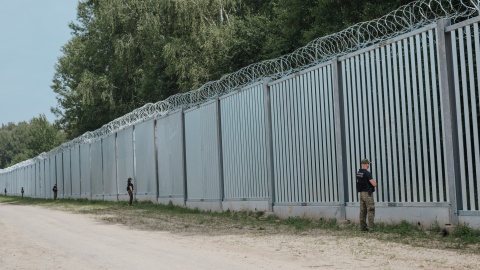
0 115 67 169
52 0 411 139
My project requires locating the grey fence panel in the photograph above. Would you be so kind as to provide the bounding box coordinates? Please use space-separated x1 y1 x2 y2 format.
270 64 338 204
38 160 45 198
156 111 185 201
71 145 81 197
55 153 64 198
49 155 56 197
134 119 157 199
80 143 91 198
102 135 117 200
63 150 72 198
117 127 134 196
91 140 103 199
448 17 480 211
341 25 447 203
35 162 40 197
45 158 51 198
185 101 222 200
220 83 269 200
0 173 4 195
27 165 34 196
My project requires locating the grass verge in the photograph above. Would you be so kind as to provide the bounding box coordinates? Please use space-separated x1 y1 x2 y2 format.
1 195 479 253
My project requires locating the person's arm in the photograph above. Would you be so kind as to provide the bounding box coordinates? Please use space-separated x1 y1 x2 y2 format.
369 179 377 187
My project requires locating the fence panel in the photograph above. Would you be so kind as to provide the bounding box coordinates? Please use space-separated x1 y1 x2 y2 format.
91 140 103 199
270 64 338 204
117 127 134 197
55 153 64 198
341 25 446 204
102 135 117 200
134 119 157 200
448 18 480 211
156 111 185 204
80 143 91 198
49 155 56 197
63 150 72 198
71 145 81 197
220 83 269 200
185 101 222 201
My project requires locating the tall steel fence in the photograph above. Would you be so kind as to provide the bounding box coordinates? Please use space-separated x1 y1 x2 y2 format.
1 1 480 227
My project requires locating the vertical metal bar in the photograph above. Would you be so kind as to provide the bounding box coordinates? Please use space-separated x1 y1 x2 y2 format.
360 53 367 160
299 74 307 202
216 98 225 206
287 78 295 202
372 49 383 202
417 33 427 202
280 82 288 203
466 24 479 210
352 56 360 201
305 72 313 202
437 19 460 223
271 84 281 202
318 71 327 202
365 52 374 176
332 59 346 210
386 45 395 202
327 66 337 202
423 30 434 203
293 76 301 203
462 26 476 210
322 68 332 202
455 28 469 210
313 70 321 202
378 47 388 203
354 55 361 171
409 36 419 202
325 66 333 202
264 78 275 211
402 39 412 202
343 59 353 202
474 22 480 210
429 29 440 202
392 42 402 202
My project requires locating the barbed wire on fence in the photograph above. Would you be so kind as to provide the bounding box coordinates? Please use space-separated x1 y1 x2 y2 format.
1 0 479 173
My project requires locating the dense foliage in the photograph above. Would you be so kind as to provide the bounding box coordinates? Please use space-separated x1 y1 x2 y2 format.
0 115 67 169
51 0 412 139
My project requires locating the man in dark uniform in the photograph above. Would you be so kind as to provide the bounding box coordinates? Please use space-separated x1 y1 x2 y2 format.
127 177 134 206
356 159 377 231
53 184 58 200
21 187 24 198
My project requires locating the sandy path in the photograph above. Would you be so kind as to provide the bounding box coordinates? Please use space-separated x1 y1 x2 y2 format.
0 204 479 270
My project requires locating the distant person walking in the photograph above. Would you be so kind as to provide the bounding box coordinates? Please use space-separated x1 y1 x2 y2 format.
356 159 377 232
21 187 24 198
4 188 6 196
127 178 134 206
53 184 58 200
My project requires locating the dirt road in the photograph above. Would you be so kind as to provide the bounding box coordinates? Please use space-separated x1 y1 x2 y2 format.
1 204 479 269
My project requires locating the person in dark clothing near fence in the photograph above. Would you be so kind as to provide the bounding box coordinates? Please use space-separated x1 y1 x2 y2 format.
356 159 377 232
53 184 58 200
127 178 134 206
21 187 24 198
4 188 6 196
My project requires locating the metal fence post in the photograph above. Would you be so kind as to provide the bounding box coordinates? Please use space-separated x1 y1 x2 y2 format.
332 58 347 220
263 77 275 212
216 97 225 208
437 18 461 224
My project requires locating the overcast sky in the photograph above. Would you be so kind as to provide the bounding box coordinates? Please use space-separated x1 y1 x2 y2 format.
0 0 78 126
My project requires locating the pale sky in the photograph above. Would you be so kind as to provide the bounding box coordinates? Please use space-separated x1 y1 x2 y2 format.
0 0 78 126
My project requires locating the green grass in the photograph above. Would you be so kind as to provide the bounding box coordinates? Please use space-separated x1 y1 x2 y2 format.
1 195 479 253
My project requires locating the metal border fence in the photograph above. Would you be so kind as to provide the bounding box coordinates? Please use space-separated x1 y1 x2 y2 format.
1 1 480 227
